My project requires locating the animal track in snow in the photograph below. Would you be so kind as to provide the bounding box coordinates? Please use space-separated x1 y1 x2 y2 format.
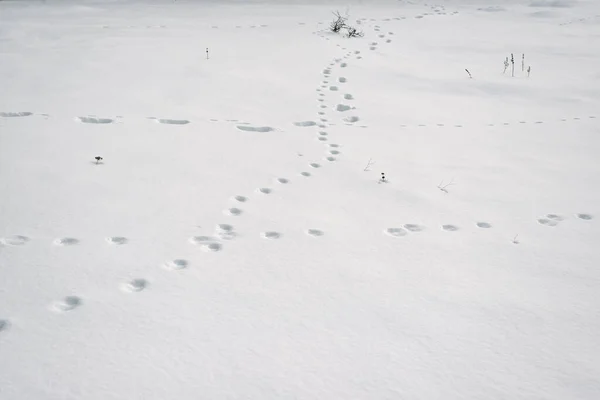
325 156 336 162
0 235 30 246
306 229 324 237
156 118 190 125
106 236 128 245
164 259 189 270
336 104 352 112
300 172 311 177
340 63 347 67
122 279 148 293
537 214 563 227
224 207 242 216
309 163 321 168
318 137 328 141
0 319 9 333
344 116 359 123
190 235 217 244
54 237 79 246
233 195 248 202
261 231 281 239
257 187 272 194
201 242 223 252
319 131 328 136
385 227 408 237
576 213 593 220
330 86 339 91
215 224 236 240
344 94 354 100
237 125 275 132
53 296 82 312
338 77 347 83
294 121 317 127
329 150 340 155
404 224 425 232
0 111 33 117
370 46 377 51
441 225 459 232
476 222 492 228
77 116 114 124
276 178 289 184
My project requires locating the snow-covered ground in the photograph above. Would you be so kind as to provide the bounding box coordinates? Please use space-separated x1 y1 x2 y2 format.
1 0 599 398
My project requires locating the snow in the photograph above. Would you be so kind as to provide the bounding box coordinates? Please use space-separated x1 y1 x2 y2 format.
1 0 599 398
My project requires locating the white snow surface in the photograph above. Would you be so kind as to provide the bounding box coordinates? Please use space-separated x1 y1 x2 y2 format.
1 0 600 398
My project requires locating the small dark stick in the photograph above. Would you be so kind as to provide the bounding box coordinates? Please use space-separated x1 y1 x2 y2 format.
511 53 515 77
95 156 103 164
206 47 209 60
465 68 472 79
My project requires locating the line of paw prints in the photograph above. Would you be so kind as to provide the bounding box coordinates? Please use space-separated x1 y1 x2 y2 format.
0 213 593 328
2 213 592 250
559 15 600 26
2 213 592 248
3 113 595 129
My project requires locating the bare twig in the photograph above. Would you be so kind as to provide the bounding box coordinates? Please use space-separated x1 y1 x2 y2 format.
512 234 519 244
437 178 456 193
330 11 348 33
364 158 375 171
465 68 472 79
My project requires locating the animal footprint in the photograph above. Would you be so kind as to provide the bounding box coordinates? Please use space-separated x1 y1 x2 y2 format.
344 94 354 100
164 259 188 270
77 116 114 124
336 104 352 112
237 125 275 132
106 236 128 245
201 243 222 252
340 63 347 67
233 195 248 202
306 229 324 237
329 86 339 91
216 224 236 240
294 121 317 127
122 278 148 293
537 214 564 227
338 77 347 83
261 231 281 239
576 213 593 220
0 111 33 117
404 224 425 232
344 116 359 123
224 207 242 216
441 225 459 232
385 228 408 237
54 237 79 246
0 235 30 246
53 296 82 312
276 178 289 184
300 172 311 177
156 118 190 125
476 222 492 228
0 319 9 333
309 163 321 168
257 187 272 194
325 156 336 162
